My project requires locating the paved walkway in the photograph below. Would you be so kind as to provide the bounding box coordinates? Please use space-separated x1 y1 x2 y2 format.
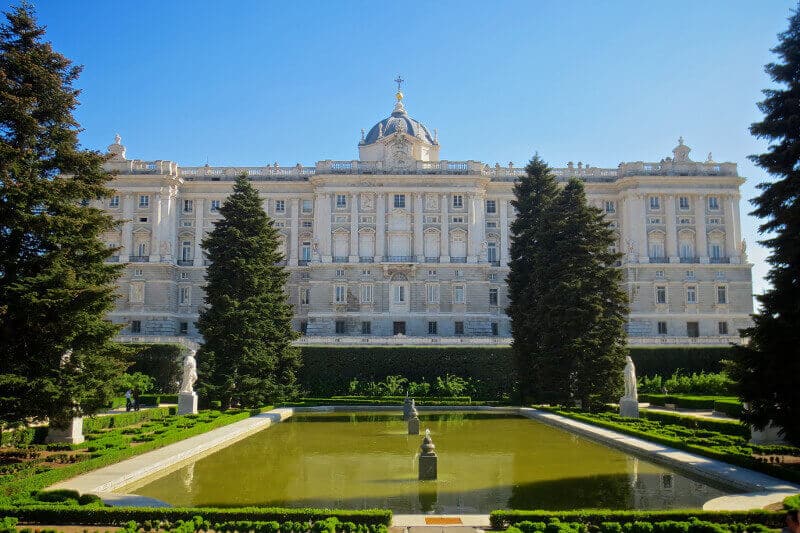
519 408 800 508
640 403 738 422
49 408 294 505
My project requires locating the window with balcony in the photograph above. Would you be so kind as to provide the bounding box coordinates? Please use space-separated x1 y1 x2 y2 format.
181 241 192 262
139 195 150 208
179 286 191 304
394 194 406 209
137 242 148 257
487 242 498 264
300 288 310 305
486 200 496 213
453 195 463 208
360 284 373 303
301 242 311 263
336 194 347 209
393 284 406 303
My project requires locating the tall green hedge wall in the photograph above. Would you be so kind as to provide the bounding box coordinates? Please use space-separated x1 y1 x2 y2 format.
296 346 732 399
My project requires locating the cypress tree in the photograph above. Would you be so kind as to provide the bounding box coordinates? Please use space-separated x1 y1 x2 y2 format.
0 4 127 429
728 7 800 443
507 156 561 403
197 175 301 408
544 179 628 410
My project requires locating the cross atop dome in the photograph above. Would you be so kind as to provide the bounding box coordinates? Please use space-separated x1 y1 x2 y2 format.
394 75 404 102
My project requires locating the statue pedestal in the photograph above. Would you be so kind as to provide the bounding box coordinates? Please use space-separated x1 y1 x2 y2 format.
46 417 84 444
619 397 639 418
178 392 198 415
419 454 437 481
408 417 420 435
751 422 785 444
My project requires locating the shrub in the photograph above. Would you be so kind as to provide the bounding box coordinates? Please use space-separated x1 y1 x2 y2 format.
784 494 800 509
489 511 786 530
628 347 731 377
714 399 744 418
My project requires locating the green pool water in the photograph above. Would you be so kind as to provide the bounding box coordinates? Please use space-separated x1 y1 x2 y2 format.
129 412 733 513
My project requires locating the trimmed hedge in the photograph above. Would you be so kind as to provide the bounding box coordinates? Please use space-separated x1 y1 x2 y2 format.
714 399 744 418
0 505 392 526
138 394 180 406
0 426 48 447
297 347 731 399
489 510 785 529
639 394 738 410
82 407 175 433
785 494 800 510
639 409 750 438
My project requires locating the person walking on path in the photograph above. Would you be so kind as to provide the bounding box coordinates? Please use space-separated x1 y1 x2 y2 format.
125 389 133 412
132 389 140 411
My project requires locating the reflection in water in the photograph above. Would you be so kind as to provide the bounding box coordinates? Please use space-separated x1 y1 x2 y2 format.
130 412 734 513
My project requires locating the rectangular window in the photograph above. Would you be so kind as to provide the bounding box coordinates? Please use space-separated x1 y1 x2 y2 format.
181 272 189 280
334 285 346 303
708 196 720 210
179 286 191 304
679 217 692 224
679 196 690 210
179 322 188 335
718 321 729 335
335 320 346 334
687 322 700 338
428 269 437 277
361 321 371 335
302 199 313 213
336 194 347 208
486 221 498 228
300 321 307 334
300 288 310 305
686 285 697 304
489 288 499 306
360 284 373 303
717 286 727 304
655 270 665 279
604 201 616 213
686 270 695 279
485 200 496 213
335 268 345 277
183 199 193 213
301 220 313 228
393 194 406 208
708 217 721 225
362 268 371 276
649 196 660 210
426 283 440 303
710 244 722 259
210 200 221 212
657 321 667 335
487 242 498 263
656 285 667 304
454 321 464 335
275 200 285 213
139 217 148 222
133 268 143 277
453 194 463 208
491 322 499 336
393 285 406 303
110 195 120 208
301 242 311 262
131 320 141 334
428 321 438 335
452 216 464 223
454 285 465 304
139 195 150 208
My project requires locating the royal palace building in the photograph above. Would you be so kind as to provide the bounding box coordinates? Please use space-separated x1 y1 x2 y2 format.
101 91 753 345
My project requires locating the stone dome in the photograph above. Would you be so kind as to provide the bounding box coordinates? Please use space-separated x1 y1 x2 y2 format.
362 100 436 145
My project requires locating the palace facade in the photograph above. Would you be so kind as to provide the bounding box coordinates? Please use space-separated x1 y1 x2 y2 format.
101 92 753 345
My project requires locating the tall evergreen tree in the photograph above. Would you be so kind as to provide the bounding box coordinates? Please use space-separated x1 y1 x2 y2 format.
543 179 628 410
507 156 561 403
728 6 800 443
197 175 301 408
0 4 127 429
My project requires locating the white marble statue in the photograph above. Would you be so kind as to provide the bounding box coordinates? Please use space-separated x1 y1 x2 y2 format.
180 350 198 394
623 355 638 400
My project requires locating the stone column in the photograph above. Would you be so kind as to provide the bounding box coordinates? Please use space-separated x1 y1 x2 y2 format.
121 194 134 259
414 193 424 261
375 193 385 261
289 198 299 266
440 193 449 262
696 194 708 263
666 195 678 262
500 199 509 266
634 194 648 264
193 198 204 266
150 192 162 261
349 194 358 262
318 194 331 261
725 194 739 263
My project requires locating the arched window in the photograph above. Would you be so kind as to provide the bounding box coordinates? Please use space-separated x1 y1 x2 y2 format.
181 241 192 261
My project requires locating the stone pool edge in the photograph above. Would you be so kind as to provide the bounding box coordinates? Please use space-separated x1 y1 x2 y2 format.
48 407 295 506
519 407 800 509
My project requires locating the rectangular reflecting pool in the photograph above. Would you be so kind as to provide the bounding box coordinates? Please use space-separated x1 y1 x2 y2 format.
128 411 734 513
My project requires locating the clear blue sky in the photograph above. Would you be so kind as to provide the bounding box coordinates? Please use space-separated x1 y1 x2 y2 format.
18 0 798 299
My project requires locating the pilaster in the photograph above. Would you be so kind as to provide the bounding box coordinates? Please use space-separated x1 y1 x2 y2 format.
500 199 509 266
634 194 648 264
151 193 162 261
696 194 708 263
439 193 449 262
413 192 424 261
290 198 299 266
349 194 359 262
726 194 740 263
375 193 385 261
121 194 134 258
193 198 204 266
666 195 678 262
